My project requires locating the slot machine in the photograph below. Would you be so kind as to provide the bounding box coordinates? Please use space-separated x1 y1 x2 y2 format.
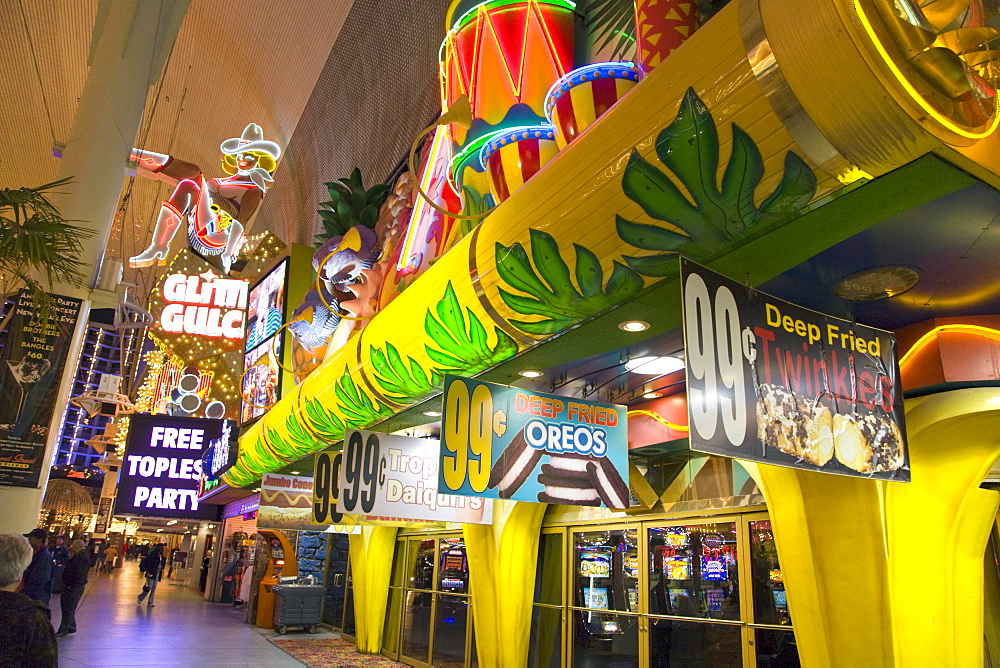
254 530 297 628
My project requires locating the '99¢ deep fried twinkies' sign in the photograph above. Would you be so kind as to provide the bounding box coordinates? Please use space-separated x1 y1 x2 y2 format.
681 258 908 481
439 376 630 508
317 430 491 524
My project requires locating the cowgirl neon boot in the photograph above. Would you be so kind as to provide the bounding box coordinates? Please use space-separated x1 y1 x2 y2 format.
129 203 182 268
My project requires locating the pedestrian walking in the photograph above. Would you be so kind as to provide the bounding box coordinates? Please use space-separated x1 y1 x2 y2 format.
0 534 57 666
21 528 53 605
136 544 164 607
55 540 89 638
101 545 118 573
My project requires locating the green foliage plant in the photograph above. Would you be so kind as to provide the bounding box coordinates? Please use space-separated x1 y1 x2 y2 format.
315 168 390 247
616 88 817 277
425 282 519 375
0 177 93 321
496 229 644 336
369 342 441 406
333 366 393 426
304 396 347 442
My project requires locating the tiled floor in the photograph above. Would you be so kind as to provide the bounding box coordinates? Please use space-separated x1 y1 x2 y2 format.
55 563 310 667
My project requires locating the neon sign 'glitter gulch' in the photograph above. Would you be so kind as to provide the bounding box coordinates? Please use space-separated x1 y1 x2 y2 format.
160 270 249 339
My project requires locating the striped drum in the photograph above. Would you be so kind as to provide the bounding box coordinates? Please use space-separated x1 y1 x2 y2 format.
544 62 640 150
479 125 559 203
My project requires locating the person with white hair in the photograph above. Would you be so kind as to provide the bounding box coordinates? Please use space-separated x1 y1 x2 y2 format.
0 534 58 666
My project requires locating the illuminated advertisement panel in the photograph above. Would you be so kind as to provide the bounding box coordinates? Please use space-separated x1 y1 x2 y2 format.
115 414 222 520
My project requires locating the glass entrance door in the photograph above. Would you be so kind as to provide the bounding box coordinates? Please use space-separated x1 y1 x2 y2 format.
558 513 800 667
322 533 351 632
384 534 475 667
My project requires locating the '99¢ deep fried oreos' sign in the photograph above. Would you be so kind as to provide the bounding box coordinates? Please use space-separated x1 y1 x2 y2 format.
439 376 630 508
115 414 223 520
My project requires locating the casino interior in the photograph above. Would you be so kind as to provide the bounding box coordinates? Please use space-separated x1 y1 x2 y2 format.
2 0 1000 666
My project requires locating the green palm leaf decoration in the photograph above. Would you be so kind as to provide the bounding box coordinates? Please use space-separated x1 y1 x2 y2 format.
458 185 492 239
425 282 519 374
333 366 393 426
496 229 644 336
315 168 389 247
617 88 817 276
370 342 441 405
262 427 296 461
578 0 636 61
304 396 346 442
285 412 319 453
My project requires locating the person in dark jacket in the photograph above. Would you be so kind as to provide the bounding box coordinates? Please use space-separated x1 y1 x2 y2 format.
21 528 53 604
50 535 69 594
136 543 164 607
0 534 58 667
56 540 89 637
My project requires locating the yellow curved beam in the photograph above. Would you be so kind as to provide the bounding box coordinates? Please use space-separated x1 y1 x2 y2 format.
898 324 1000 371
627 408 689 432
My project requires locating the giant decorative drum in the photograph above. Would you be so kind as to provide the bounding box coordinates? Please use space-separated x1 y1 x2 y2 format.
544 61 640 150
479 125 559 203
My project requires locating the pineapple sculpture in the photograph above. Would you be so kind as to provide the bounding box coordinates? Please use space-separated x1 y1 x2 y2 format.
288 169 389 379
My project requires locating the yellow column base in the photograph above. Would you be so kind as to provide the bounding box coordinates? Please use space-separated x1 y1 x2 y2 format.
745 387 1000 668
464 500 547 668
349 526 399 653
886 389 1000 668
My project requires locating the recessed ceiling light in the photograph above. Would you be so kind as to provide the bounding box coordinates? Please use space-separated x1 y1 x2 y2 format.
832 266 920 301
519 370 544 378
423 410 442 417
625 356 685 375
618 320 650 332
290 471 299 474
642 392 662 399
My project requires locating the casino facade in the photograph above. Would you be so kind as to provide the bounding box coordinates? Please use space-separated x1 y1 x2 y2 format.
4 0 1000 666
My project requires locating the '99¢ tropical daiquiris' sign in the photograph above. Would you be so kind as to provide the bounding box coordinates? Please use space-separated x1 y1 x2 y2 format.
323 430 491 524
681 258 908 481
439 376 630 508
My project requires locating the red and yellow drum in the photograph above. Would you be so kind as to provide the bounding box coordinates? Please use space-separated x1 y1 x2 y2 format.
544 62 640 150
480 125 559 203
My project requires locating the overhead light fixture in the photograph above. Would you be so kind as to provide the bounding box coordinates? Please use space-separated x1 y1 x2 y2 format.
519 370 544 378
642 392 662 399
423 410 442 417
618 320 650 332
832 266 920 301
290 471 299 474
625 355 685 375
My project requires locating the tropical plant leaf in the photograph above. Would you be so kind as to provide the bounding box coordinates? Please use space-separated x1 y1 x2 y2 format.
424 282 519 374
304 396 346 441
0 177 92 310
285 412 319 454
496 229 644 335
458 186 492 238
262 427 295 460
315 169 390 247
370 343 441 404
618 88 817 274
578 0 636 60
333 367 393 427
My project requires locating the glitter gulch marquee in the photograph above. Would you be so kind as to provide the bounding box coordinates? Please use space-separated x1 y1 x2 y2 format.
160 270 249 340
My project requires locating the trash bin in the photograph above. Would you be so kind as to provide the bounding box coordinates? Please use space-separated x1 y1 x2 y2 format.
220 562 238 604
272 584 324 634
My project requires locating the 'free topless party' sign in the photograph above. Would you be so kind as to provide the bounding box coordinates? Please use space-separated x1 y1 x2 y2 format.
438 376 630 508
0 291 81 488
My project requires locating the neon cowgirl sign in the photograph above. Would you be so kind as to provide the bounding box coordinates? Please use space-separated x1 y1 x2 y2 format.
160 270 249 339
